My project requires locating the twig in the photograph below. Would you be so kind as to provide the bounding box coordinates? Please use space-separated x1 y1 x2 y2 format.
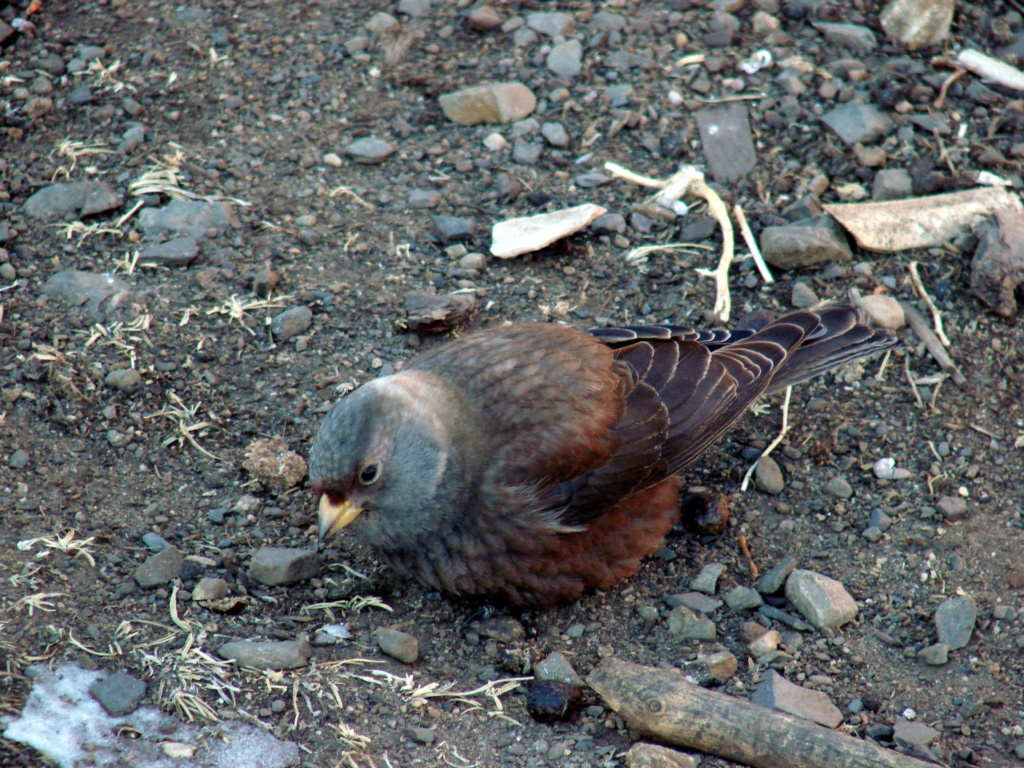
737 535 758 578
734 205 774 284
900 302 966 387
933 68 965 110
740 386 792 492
906 262 951 347
904 356 924 408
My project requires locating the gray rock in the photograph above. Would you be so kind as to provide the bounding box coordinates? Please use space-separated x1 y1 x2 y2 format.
861 526 883 542
855 295 905 329
724 586 764 611
690 562 725 595
249 547 321 586
591 10 627 31
134 546 184 588
193 577 229 601
821 103 894 145
138 236 199 267
541 122 569 148
43 270 133 321
695 104 757 184
971 207 1024 318
218 639 312 669
23 97 53 120
89 672 147 716
398 0 431 17
574 173 612 188
872 168 913 201
271 306 313 340
935 595 976 650
439 83 537 126
466 5 502 32
790 282 819 308
757 554 798 595
512 139 543 165
869 508 894 531
24 181 123 220
680 650 738 686
893 719 940 748
760 215 852 269
376 627 419 663
8 449 29 470
667 606 717 640
344 137 395 164
547 39 583 80
141 532 171 553
748 629 783 658
917 642 950 665
105 368 142 392
751 669 843 728
364 12 400 34
624 744 698 768
881 0 953 50
759 604 813 631
669 592 723 614
432 215 474 242
118 124 146 154
754 455 785 494
69 85 94 104
408 189 441 208
313 623 352 645
526 11 574 36
936 495 968 521
534 651 584 687
591 212 626 233
785 569 858 628
138 199 237 238
824 475 853 498
406 725 435 744
813 21 878 51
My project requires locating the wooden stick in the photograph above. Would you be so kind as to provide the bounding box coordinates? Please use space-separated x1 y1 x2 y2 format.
900 302 967 387
906 262 950 347
734 205 774 284
587 658 937 768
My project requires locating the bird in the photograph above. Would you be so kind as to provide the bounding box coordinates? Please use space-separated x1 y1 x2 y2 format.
309 303 897 607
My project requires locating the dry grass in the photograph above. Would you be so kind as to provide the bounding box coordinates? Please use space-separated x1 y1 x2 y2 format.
145 391 225 462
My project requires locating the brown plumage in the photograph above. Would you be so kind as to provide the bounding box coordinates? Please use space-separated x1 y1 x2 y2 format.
309 303 897 606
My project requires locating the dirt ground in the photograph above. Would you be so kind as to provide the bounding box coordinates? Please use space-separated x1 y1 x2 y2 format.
2 1 1023 766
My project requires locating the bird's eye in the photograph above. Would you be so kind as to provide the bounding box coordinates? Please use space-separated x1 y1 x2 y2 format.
359 464 380 485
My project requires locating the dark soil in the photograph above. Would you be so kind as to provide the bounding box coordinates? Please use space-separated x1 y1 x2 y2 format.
2 1 1023 767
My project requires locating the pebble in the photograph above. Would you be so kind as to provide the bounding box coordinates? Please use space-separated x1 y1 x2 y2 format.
242 437 307 491
751 670 843 728
525 680 581 723
408 189 441 208
934 595 976 650
667 592 723 614
821 103 894 145
540 121 569 148
458 252 486 271
138 236 199 267
754 455 785 494
398 0 431 17
695 104 758 184
893 719 940 748
405 725 435 744
748 629 783 658
138 199 237 239
24 181 123 220
690 563 725 595
813 21 878 51
192 577 228 601
89 672 147 716
439 82 537 125
525 11 574 37
364 12 400 34
69 85 94 104
680 650 738 686
785 569 858 628
314 623 352 645
376 627 419 663
547 39 583 80
757 554 797 595
872 168 913 201
591 212 626 233
43 270 133 322
482 132 507 151
8 449 30 469
119 124 146 154
534 651 584 687
724 586 764 611
512 139 542 165
469 615 525 643
271 306 313 340
667 606 717 640
248 547 321 586
141 532 171 553
625 743 698 768
323 152 343 167
881 0 954 50
856 295 906 329
134 546 184 588
466 5 502 32
432 215 474 243
916 642 950 666
344 137 395 164
491 203 606 258
23 97 53 119
218 639 312 670
824 475 853 499
790 282 819 308
936 495 968 522
760 214 853 269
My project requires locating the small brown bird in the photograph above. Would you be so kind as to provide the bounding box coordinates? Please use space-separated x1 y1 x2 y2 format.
310 304 896 606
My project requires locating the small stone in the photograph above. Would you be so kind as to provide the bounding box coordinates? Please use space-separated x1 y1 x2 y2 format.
408 189 441 208
218 639 312 670
667 606 717 640
406 725 435 744
526 11 574 37
917 642 950 665
376 627 419 663
893 719 940 748
525 680 582 723
138 236 199 267
785 569 858 628
138 199 237 239
482 132 507 151
8 449 30 470
824 475 853 499
467 5 502 32
880 0 953 50
668 592 723 614
695 104 758 184
591 212 627 233
243 437 307 491
760 215 853 269
757 555 797 595
541 122 569 148
491 203 606 258
432 215 474 243
344 137 395 164
624 743 699 768
512 139 542 165
936 495 968 521
193 577 229 601
534 651 584 687
690 563 725 595
872 168 913 201
69 85 94 104
134 546 184 588
141 532 171 553
42 270 133 322
821 103 894 146
754 455 786 494
751 669 843 728
469 615 525 643
856 295 905 329
249 547 321 586
89 673 147 716
271 306 313 341
724 586 764 611
790 282 819 308
398 0 431 17
813 21 878 51
935 595 976 650
365 12 400 34
748 629 783 658
23 97 53 119
324 152 343 167
546 39 583 80
439 83 537 126
24 181 123 220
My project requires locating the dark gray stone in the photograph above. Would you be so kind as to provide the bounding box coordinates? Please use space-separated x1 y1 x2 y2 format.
24 181 123 220
137 199 237 238
89 672 147 716
755 455 785 494
271 306 313 340
935 595 976 650
821 103 894 145
757 555 798 595
432 215 474 242
249 547 321 586
724 586 764 611
872 168 913 201
138 236 199 267
134 546 184 588
43 270 133 322
695 103 757 183
760 215 852 269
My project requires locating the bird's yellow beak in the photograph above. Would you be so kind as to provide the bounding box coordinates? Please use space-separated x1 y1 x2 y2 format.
318 496 364 540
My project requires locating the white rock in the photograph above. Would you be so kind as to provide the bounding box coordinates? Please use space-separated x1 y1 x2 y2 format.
491 203 606 258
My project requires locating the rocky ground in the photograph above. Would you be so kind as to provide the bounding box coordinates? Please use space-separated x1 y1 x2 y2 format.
2 0 1024 766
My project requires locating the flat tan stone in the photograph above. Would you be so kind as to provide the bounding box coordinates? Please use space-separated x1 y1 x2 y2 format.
491 203 606 258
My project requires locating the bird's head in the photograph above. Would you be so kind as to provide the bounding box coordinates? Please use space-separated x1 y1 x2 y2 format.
309 372 457 549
